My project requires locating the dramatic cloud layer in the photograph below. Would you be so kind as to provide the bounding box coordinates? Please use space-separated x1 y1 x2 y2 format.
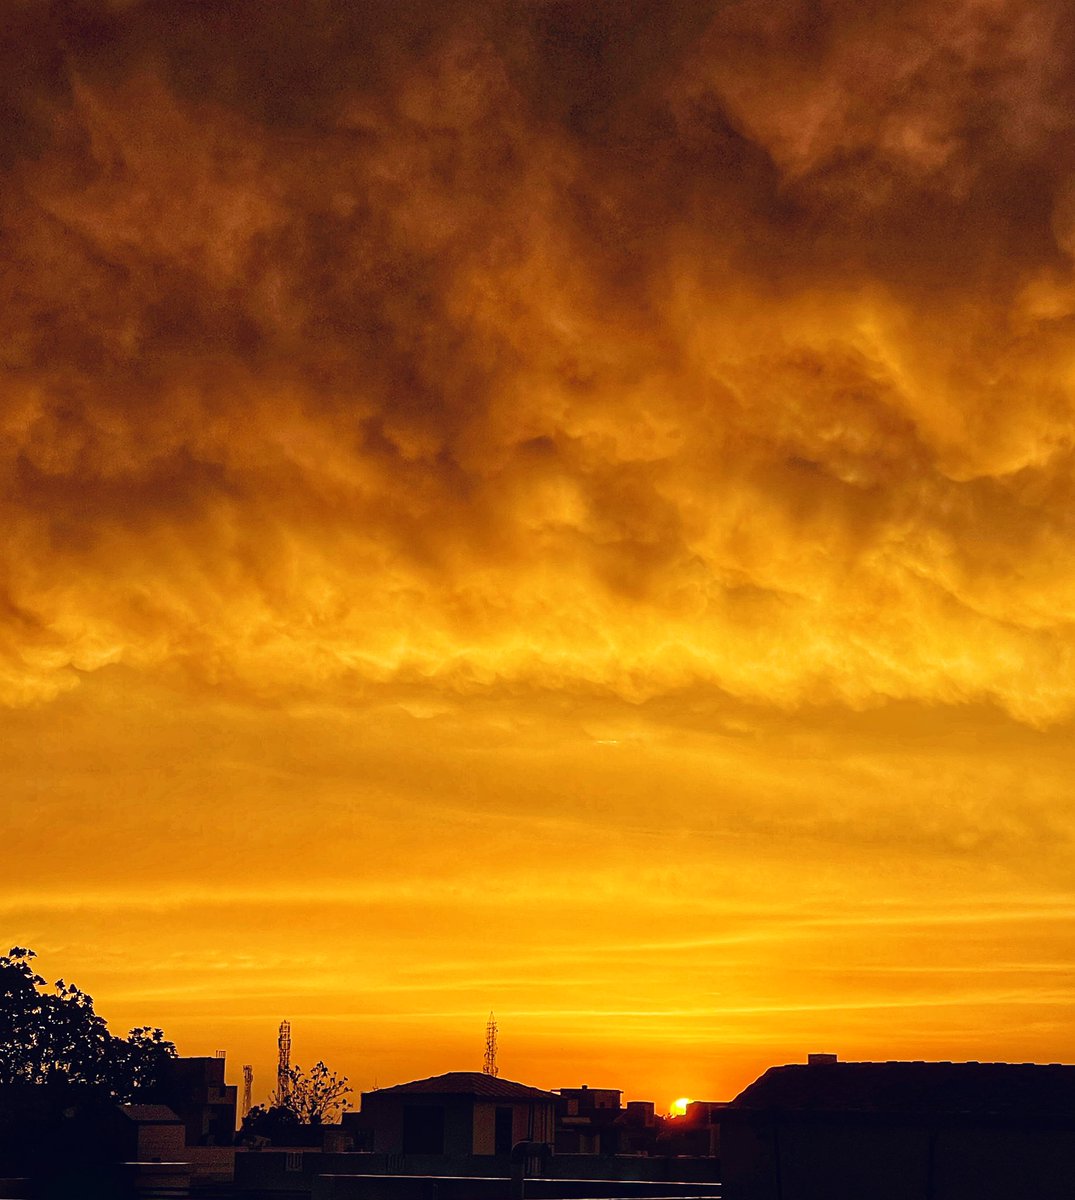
5 0 1075 1101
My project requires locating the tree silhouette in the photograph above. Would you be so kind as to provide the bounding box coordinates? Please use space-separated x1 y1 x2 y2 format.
0 947 176 1099
237 1103 301 1143
237 1059 352 1143
286 1060 353 1124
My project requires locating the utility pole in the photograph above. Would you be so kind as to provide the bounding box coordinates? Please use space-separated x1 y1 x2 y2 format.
242 1065 253 1117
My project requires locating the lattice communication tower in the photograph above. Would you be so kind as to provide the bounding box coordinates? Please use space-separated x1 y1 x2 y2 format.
277 1019 292 1102
242 1064 253 1117
483 1011 498 1077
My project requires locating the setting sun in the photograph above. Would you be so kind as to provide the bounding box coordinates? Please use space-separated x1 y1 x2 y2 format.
670 1098 692 1117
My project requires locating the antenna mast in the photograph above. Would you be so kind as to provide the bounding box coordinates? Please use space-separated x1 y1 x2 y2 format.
242 1065 253 1117
483 1011 498 1077
277 1019 292 1103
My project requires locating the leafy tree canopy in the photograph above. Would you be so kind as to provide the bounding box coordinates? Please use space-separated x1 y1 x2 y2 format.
0 947 177 1101
285 1060 352 1125
237 1059 352 1143
237 1103 300 1144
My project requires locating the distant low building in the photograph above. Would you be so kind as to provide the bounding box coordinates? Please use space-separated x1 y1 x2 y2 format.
111 1104 185 1163
360 1071 557 1157
0 1057 237 1196
617 1100 661 1155
658 1101 724 1157
556 1085 623 1154
720 1057 1075 1200
109 1106 191 1198
0 1092 193 1198
153 1055 237 1146
559 1086 622 1115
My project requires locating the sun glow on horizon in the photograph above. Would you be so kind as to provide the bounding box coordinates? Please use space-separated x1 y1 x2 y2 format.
670 1098 692 1117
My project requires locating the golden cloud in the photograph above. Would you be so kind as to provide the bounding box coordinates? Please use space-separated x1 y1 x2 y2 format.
3 2 1075 729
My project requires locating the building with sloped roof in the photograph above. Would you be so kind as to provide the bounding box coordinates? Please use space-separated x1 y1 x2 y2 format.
113 1104 185 1163
720 1057 1075 1200
360 1072 557 1158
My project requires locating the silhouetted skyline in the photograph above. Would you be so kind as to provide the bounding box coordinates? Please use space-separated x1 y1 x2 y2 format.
5 0 1075 1109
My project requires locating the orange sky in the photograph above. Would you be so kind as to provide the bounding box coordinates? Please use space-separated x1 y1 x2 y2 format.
4 0 1075 1111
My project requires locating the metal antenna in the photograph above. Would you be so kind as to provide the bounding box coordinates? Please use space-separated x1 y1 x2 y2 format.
483 1011 499 1077
277 1019 292 1103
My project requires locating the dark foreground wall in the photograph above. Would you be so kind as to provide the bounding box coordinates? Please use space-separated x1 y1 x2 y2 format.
310 1176 722 1200
236 1153 721 1200
721 1117 1075 1200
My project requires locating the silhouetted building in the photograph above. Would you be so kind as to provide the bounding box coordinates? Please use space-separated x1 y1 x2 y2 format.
556 1085 623 1153
559 1086 622 1114
111 1104 185 1162
239 1079 719 1200
341 1107 374 1151
108 1106 192 1197
658 1101 724 1157
0 1085 105 1188
153 1055 237 1145
0 1060 236 1196
361 1071 557 1157
720 1058 1075 1200
0 1091 194 1199
616 1100 661 1155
